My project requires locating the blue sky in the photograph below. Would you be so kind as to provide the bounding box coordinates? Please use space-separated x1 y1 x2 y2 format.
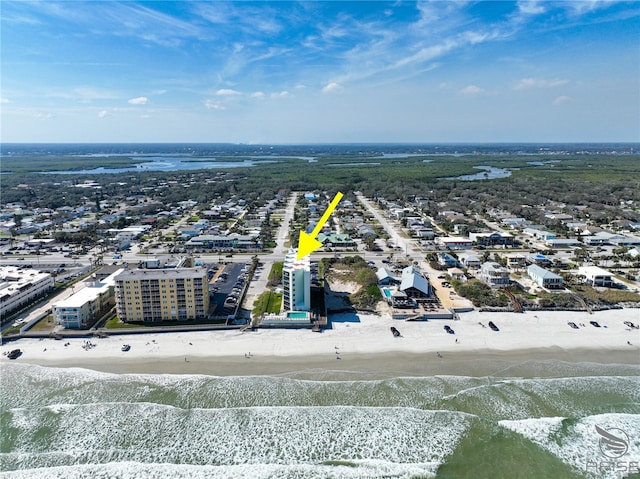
1 1 638 143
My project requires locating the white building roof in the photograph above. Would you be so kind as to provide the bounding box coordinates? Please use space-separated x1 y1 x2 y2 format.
54 269 124 308
527 264 562 280
578 266 613 277
399 266 430 295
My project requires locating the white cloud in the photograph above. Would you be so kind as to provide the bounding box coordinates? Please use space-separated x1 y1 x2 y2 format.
322 82 343 94
566 0 616 16
203 99 225 110
514 78 569 90
250 91 265 99
552 95 572 105
98 110 108 118
459 85 485 96
517 1 546 16
271 91 289 99
0 97 9 104
216 89 241 96
128 96 149 105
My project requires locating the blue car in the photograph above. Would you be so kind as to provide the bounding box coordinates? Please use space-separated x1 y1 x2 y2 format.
444 325 455 334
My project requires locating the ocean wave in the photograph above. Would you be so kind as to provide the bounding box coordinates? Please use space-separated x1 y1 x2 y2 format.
0 460 441 479
2 364 638 421
499 413 640 479
1 404 472 473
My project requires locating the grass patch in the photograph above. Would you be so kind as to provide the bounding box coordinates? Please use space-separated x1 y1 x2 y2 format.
2 324 23 335
267 261 284 286
451 279 509 307
252 291 283 316
104 317 146 329
571 284 640 305
28 315 56 332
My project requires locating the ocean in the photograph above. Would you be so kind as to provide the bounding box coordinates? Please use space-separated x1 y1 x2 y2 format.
1 362 639 479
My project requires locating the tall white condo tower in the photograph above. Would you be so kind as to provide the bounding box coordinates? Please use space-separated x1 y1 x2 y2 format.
282 249 311 311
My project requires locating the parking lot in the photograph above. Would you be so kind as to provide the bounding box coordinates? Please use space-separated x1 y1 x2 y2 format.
209 262 251 318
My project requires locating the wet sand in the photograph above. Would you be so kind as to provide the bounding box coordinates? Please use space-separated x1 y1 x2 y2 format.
11 348 640 380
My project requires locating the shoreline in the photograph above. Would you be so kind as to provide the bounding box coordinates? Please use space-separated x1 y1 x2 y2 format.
2 308 639 378
12 348 640 379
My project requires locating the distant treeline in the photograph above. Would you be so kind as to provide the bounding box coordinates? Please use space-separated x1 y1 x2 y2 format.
2 152 639 226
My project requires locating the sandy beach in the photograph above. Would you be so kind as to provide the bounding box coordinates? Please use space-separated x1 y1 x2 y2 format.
2 309 639 377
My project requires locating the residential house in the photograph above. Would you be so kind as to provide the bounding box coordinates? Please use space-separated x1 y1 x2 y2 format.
527 265 563 289
458 252 481 269
376 268 400 286
578 266 614 287
399 266 431 300
523 228 557 241
438 252 459 268
526 253 552 266
479 262 511 288
505 254 527 268
501 217 530 229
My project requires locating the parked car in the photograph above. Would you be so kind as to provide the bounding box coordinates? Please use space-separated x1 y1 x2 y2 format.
6 349 22 360
568 322 579 329
488 321 499 332
444 325 455 334
590 321 601 328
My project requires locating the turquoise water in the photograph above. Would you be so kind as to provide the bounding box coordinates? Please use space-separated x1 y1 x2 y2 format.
287 311 309 319
1 362 639 478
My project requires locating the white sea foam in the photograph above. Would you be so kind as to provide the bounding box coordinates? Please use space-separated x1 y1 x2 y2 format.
1 363 486 411
446 376 640 420
2 404 472 475
0 460 440 479
500 413 640 479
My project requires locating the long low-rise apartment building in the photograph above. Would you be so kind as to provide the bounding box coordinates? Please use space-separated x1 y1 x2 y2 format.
114 268 210 322
0 266 54 318
53 269 124 329
185 233 261 250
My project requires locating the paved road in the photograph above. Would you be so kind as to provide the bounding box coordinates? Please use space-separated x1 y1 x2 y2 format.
356 194 474 311
242 192 298 311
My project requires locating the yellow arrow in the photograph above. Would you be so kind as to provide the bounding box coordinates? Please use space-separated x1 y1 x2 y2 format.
296 191 344 260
